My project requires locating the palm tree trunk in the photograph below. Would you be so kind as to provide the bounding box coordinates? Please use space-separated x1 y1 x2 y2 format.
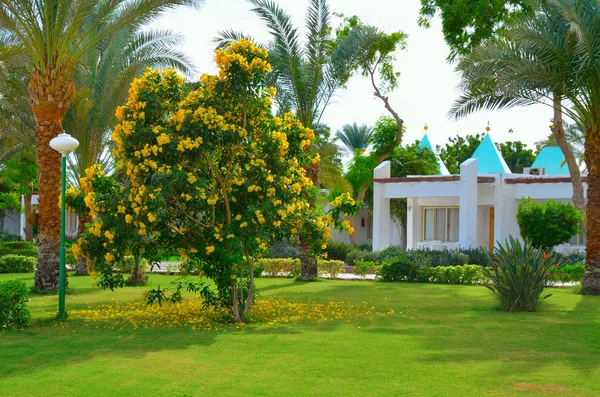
30 66 75 291
553 95 585 214
583 129 600 295
23 192 34 242
299 162 319 280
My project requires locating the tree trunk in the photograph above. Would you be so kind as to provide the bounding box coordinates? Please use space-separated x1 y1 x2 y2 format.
75 215 90 275
583 129 600 294
299 241 318 281
23 192 33 242
30 66 76 291
299 162 319 280
348 71 405 243
553 95 585 214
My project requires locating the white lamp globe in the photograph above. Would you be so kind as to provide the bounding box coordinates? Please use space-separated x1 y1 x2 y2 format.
50 133 79 155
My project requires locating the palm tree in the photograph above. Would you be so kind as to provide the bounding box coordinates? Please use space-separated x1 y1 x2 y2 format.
64 29 195 187
0 0 200 291
537 122 586 171
450 0 600 294
215 0 361 280
335 123 372 155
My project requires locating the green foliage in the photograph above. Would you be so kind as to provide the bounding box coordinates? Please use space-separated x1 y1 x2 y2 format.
370 116 401 156
516 198 584 250
551 264 584 283
256 258 300 278
438 133 483 174
333 15 407 94
483 236 558 312
377 252 420 282
0 242 38 258
0 255 36 273
0 232 21 242
323 240 359 262
353 260 375 280
335 123 372 155
417 265 486 285
497 141 535 174
418 0 531 60
345 153 377 194
0 279 30 330
268 239 299 259
345 250 379 266
317 259 344 279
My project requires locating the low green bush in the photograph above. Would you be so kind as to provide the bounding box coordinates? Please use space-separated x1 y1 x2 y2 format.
483 236 558 312
0 247 38 258
257 258 300 277
0 232 21 242
268 239 300 259
417 265 486 285
317 259 344 279
356 240 373 251
0 241 36 250
0 255 36 273
323 241 359 262
346 250 379 266
0 280 31 330
377 252 420 282
551 263 585 283
354 260 376 280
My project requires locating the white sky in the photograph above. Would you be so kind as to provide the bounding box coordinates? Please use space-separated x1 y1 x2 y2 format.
152 0 553 151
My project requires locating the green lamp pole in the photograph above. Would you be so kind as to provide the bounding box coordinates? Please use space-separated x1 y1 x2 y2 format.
49 133 79 319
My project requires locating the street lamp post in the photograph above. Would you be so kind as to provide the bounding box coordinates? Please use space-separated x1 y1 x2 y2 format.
49 133 79 319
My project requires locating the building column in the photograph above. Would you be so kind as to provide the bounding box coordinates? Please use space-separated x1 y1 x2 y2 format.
459 159 478 249
373 161 391 252
493 174 516 248
20 195 25 240
406 198 416 250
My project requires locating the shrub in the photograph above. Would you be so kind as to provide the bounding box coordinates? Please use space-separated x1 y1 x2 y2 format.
483 236 558 312
0 280 31 330
324 241 359 262
0 241 35 250
516 198 584 250
0 247 38 258
377 245 405 261
458 248 488 266
354 260 376 280
0 232 21 242
418 265 486 285
0 255 36 273
356 239 373 251
551 264 585 283
257 258 300 277
317 259 345 279
346 250 379 266
377 252 421 282
268 239 300 259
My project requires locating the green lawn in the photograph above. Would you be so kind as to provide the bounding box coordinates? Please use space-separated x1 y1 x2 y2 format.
1 273 599 396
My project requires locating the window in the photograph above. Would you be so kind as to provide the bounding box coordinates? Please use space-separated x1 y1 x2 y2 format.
422 207 459 242
570 232 586 246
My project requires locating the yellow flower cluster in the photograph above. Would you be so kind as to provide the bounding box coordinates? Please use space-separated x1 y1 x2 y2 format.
214 39 271 79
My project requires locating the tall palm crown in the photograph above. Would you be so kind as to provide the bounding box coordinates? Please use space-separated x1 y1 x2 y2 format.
216 0 354 130
451 0 600 294
0 0 200 291
64 28 195 187
335 123 372 154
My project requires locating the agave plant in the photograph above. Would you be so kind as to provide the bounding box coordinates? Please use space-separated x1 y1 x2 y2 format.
483 236 558 312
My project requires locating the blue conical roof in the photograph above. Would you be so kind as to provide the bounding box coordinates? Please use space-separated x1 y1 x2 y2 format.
470 134 511 173
418 134 450 175
531 147 569 175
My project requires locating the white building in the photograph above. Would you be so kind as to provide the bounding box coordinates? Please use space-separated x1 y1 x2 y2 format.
372 137 586 254
0 194 78 240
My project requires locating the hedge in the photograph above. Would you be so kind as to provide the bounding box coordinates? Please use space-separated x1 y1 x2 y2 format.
317 259 345 279
257 258 300 277
0 280 31 330
0 255 36 273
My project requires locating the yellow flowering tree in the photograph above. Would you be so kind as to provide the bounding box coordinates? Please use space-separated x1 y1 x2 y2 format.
81 39 359 322
67 165 155 287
